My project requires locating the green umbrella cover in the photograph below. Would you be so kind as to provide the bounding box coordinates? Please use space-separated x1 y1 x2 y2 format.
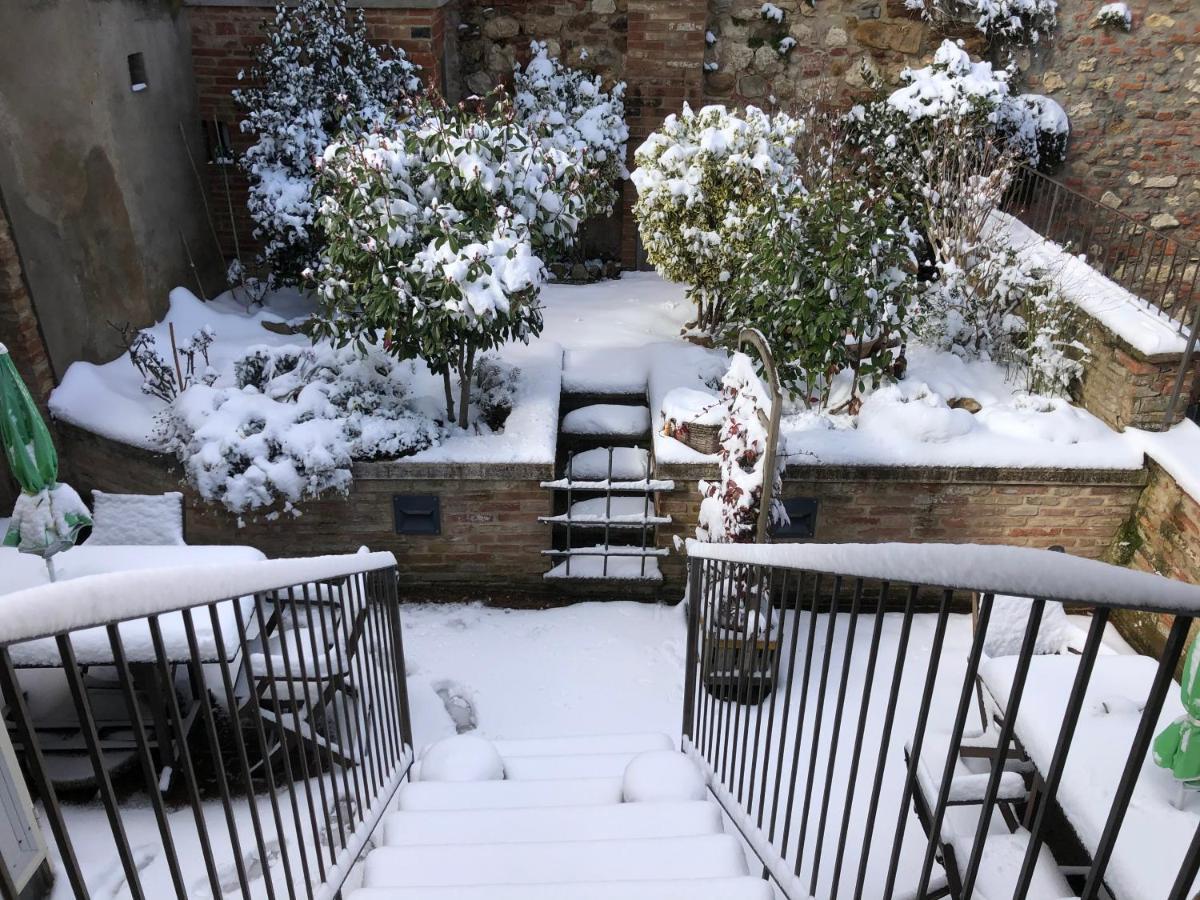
1154 638 1200 789
1 343 91 556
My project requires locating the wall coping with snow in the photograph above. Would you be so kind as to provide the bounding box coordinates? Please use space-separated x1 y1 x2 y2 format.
183 0 450 7
685 540 1200 614
656 459 1150 486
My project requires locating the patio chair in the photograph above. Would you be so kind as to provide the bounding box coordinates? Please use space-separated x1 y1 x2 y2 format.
244 576 375 772
86 490 186 546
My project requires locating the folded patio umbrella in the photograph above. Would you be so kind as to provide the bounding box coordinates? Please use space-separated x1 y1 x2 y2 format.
1153 638 1200 790
1 343 91 565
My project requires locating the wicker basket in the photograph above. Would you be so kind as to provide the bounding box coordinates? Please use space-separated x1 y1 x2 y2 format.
663 419 720 455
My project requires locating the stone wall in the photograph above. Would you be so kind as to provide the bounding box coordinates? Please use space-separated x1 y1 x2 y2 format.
58 422 557 603
1028 0 1200 243
1075 317 1200 431
0 0 223 374
1110 457 1200 660
657 460 1148 593
185 0 455 263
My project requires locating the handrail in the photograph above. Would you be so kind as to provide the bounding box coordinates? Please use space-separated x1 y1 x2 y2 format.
0 551 398 646
685 539 1200 615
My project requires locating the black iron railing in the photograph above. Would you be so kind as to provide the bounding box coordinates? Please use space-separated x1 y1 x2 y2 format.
0 552 412 900
682 540 1200 900
1002 165 1200 335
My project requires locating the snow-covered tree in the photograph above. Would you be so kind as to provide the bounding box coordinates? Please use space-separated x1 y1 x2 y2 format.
234 0 421 285
514 42 628 259
631 104 804 334
697 354 786 546
312 94 586 428
737 109 921 410
848 40 1068 178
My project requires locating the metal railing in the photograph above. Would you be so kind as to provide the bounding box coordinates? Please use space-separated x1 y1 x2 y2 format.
1001 166 1200 426
681 540 1200 900
1002 165 1200 335
0 552 412 900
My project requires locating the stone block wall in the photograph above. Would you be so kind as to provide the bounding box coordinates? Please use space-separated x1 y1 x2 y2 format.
185 0 454 263
1075 318 1200 431
656 460 1147 594
58 423 556 603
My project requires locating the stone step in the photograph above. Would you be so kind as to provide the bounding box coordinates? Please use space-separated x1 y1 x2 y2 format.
540 496 670 528
359 834 750 889
561 404 652 439
380 800 722 848
349 878 774 900
397 777 624 812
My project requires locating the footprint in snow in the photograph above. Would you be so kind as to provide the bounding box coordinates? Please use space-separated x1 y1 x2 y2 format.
434 679 478 733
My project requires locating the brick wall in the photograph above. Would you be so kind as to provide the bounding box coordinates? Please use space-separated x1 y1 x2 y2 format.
1110 457 1200 660
58 422 556 602
185 0 453 264
657 461 1147 593
1075 317 1199 431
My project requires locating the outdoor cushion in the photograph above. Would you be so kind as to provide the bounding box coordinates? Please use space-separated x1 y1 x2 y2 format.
88 490 184 545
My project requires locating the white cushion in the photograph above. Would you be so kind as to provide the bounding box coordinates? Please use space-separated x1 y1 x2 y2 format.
88 491 185 546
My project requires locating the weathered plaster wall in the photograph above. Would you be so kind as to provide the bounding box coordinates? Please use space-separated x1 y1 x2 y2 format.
0 0 222 374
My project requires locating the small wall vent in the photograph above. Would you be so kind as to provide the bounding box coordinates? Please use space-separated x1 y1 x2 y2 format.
393 495 441 535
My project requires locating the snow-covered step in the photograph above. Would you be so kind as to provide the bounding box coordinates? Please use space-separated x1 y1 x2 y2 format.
360 834 750 888
544 548 664 582
565 446 648 480
492 732 673 757
502 751 640 781
562 404 652 438
397 777 624 812
540 496 670 528
349 877 775 900
380 800 723 848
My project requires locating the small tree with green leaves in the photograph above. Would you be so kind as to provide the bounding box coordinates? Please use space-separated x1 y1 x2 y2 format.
312 95 586 428
631 104 804 335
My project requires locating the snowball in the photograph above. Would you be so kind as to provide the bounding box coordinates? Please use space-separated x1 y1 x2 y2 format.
420 734 505 783
622 750 707 803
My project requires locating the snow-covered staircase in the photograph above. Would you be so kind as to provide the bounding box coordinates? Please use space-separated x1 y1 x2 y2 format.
348 733 771 900
540 388 673 590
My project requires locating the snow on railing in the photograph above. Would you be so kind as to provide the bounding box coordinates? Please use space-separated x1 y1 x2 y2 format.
685 539 1200 613
0 550 397 646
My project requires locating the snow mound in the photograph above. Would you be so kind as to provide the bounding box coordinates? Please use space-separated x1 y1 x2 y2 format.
661 387 723 427
622 750 707 803
420 734 505 783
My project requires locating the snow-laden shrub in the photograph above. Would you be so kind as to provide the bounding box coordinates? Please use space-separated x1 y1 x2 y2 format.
111 321 217 403
514 41 628 256
1093 2 1132 30
631 104 804 334
904 0 1057 48
849 41 1068 176
997 93 1069 172
918 249 1086 395
911 126 1086 396
234 0 421 285
734 107 921 409
162 343 440 514
697 354 786 545
313 95 585 428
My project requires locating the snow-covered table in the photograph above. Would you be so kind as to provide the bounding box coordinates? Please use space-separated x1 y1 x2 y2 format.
0 544 266 665
0 544 266 781
979 654 1195 900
